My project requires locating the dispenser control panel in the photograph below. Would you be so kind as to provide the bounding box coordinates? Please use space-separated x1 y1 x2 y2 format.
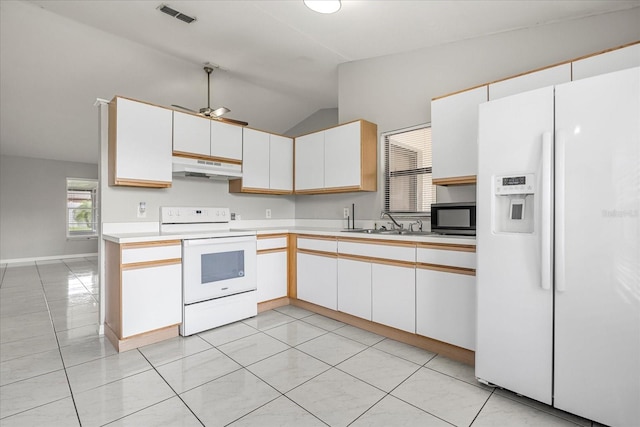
495 174 535 195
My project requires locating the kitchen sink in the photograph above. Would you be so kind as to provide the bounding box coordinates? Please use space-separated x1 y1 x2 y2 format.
342 228 435 236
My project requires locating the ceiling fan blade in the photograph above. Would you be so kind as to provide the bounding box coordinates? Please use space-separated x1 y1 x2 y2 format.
171 104 198 113
218 117 249 127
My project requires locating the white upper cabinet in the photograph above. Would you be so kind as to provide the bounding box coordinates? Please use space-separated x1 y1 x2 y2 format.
229 128 293 194
109 97 173 188
269 134 294 192
211 120 243 161
324 121 361 188
295 131 325 191
172 111 210 156
173 111 243 162
572 43 640 81
431 86 487 184
294 120 377 194
240 128 270 189
489 63 571 101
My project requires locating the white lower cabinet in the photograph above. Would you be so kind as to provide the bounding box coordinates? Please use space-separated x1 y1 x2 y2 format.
257 251 288 303
416 268 476 350
371 263 416 333
121 263 182 338
105 240 183 351
297 252 337 310
337 258 372 320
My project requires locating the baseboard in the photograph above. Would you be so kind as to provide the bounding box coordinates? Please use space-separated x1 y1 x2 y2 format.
290 298 476 366
0 252 98 265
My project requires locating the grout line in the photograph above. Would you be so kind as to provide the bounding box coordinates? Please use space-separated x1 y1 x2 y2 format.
34 261 83 427
136 349 207 427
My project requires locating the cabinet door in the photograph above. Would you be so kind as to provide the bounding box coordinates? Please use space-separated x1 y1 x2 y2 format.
324 121 361 188
431 86 487 180
121 263 182 338
242 128 270 189
269 134 293 191
297 252 337 310
416 268 475 350
294 131 325 191
572 43 640 81
257 251 288 303
489 64 571 101
337 258 372 320
112 98 173 185
211 120 242 161
371 263 415 333
172 111 210 156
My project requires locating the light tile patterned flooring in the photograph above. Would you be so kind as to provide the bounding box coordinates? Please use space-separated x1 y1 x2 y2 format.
0 258 598 426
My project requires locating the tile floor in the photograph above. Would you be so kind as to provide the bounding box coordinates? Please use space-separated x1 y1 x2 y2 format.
0 258 598 426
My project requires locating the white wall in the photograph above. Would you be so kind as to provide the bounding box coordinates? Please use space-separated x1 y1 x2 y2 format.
0 155 98 262
295 8 640 220
101 177 295 224
284 108 338 137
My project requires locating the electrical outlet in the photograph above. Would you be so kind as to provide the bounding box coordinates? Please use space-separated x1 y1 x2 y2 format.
343 208 350 218
137 202 146 218
265 209 272 219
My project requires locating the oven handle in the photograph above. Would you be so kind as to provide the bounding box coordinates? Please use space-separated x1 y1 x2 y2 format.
183 235 256 247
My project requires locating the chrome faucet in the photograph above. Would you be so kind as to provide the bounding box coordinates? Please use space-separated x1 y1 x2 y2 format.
409 219 423 232
380 211 402 230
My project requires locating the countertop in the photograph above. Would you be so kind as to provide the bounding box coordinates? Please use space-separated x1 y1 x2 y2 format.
103 226 476 246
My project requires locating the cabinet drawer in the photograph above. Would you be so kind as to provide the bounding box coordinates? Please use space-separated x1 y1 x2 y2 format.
297 237 337 253
122 243 182 265
338 241 415 263
417 247 475 269
257 237 287 251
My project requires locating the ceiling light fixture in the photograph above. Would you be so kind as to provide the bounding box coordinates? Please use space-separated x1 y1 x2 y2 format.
304 0 341 14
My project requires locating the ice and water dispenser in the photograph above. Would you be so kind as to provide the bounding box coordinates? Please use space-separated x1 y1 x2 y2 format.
492 173 535 234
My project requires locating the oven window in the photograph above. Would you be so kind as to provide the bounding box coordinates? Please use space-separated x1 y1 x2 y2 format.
201 251 245 283
438 209 471 227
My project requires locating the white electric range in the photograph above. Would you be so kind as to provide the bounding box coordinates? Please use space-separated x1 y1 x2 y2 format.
160 207 257 336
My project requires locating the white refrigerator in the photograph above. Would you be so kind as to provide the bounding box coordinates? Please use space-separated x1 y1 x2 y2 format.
476 67 639 427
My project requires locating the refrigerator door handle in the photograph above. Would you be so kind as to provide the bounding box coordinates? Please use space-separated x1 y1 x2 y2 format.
555 130 566 293
541 131 553 291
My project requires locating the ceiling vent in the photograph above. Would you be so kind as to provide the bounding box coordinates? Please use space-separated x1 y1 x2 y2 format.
158 4 196 24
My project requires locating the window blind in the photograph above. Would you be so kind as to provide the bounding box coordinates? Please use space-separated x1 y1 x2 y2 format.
384 126 435 214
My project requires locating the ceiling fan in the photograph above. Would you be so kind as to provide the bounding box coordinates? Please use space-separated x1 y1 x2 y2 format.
172 65 248 127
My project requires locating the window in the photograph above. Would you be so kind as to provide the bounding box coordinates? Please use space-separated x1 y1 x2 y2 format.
67 178 98 238
384 125 435 214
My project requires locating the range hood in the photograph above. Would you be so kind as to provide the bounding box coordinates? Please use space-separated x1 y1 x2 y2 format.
172 156 242 180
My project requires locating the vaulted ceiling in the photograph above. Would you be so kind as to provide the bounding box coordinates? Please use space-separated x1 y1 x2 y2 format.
1 0 637 164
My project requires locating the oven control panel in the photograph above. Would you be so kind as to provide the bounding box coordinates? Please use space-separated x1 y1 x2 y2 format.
161 207 230 224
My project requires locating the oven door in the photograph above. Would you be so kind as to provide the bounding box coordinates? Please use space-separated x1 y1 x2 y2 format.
182 235 257 304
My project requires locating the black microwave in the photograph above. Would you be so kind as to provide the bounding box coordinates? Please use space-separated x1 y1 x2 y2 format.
430 202 476 236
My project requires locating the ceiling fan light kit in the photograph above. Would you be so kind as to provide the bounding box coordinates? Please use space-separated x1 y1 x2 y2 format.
202 65 230 118
171 65 248 126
